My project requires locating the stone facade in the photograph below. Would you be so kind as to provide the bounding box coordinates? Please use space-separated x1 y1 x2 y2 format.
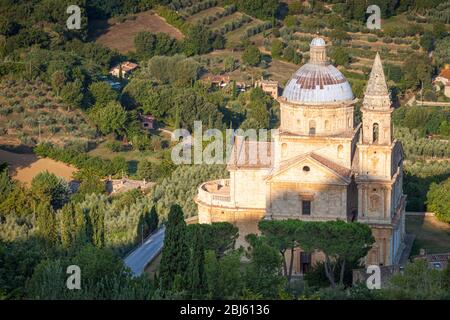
195 39 406 273
255 79 279 99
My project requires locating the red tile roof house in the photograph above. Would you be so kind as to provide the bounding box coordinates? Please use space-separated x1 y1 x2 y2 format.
434 65 450 98
109 61 139 79
414 249 450 270
209 75 231 88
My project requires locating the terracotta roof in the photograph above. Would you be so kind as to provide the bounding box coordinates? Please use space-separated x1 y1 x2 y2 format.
309 153 352 177
227 139 272 169
110 61 139 73
439 68 450 80
209 75 230 84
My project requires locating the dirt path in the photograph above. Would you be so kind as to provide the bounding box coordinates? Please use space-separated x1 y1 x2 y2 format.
0 149 77 186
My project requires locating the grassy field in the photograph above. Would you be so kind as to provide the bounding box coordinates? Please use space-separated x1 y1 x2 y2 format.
406 215 450 255
0 149 77 186
92 10 184 54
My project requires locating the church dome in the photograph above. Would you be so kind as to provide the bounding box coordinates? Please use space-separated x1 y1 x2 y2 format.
282 38 354 104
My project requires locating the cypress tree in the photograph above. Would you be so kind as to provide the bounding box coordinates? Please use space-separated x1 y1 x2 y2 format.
60 203 76 248
187 227 206 298
148 206 159 234
36 201 57 244
159 204 189 292
0 166 12 203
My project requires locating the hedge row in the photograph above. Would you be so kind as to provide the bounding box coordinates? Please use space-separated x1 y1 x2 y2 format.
241 21 273 40
197 4 237 25
214 14 252 35
34 143 128 177
180 0 217 18
154 5 190 34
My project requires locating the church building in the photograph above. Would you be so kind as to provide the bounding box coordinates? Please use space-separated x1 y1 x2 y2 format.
195 38 406 273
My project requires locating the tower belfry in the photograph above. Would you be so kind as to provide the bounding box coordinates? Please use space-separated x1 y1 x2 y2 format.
363 53 391 111
360 53 393 146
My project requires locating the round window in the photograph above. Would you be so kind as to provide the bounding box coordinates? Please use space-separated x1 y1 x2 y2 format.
303 166 310 172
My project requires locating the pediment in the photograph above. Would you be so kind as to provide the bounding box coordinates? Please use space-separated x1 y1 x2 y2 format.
265 153 351 185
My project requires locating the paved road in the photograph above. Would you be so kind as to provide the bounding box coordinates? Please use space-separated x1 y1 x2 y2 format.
124 226 166 276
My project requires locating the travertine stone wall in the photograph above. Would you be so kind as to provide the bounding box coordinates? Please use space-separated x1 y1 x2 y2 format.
280 100 354 137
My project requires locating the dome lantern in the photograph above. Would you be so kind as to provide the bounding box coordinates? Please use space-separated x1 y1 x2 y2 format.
309 37 328 65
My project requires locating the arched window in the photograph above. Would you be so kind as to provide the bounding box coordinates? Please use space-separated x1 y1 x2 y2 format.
325 120 330 131
337 145 344 159
373 123 379 143
309 120 316 135
281 143 288 157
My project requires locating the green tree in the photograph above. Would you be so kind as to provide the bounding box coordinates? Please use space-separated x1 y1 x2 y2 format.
159 204 189 292
434 37 450 68
51 70 67 97
79 194 108 248
36 201 57 244
184 24 213 56
244 234 285 299
427 177 450 223
329 47 351 66
187 223 238 258
258 219 298 282
242 44 261 67
60 80 83 108
148 205 159 234
90 101 127 136
271 39 284 59
420 32 435 52
239 0 278 20
186 226 206 298
89 81 118 106
0 166 13 204
134 31 157 57
26 259 65 299
303 220 375 288
204 250 243 299
71 168 106 202
60 202 77 248
382 259 447 299
31 171 70 209
283 46 302 64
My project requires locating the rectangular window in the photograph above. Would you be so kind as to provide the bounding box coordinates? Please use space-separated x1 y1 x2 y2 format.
302 201 311 215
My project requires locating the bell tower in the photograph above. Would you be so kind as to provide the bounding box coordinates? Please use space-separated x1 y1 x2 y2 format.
361 52 393 146
356 53 406 266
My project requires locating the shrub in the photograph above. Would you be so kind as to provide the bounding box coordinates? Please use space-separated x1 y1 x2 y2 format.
105 140 123 153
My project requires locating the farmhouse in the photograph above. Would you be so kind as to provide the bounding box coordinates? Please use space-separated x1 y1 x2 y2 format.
109 61 139 78
196 38 406 274
208 75 230 88
140 113 155 131
255 78 279 99
106 177 154 195
415 249 450 270
434 65 450 98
